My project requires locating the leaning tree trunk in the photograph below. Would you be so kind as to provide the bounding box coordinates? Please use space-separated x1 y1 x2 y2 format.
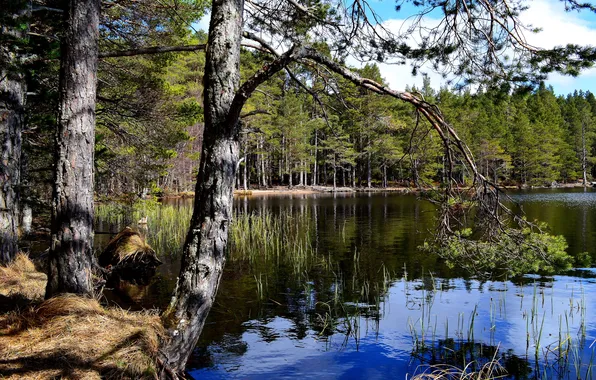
0 1 27 264
159 0 244 373
46 0 99 298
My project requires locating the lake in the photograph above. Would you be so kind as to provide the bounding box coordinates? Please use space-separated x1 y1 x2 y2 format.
95 188 596 379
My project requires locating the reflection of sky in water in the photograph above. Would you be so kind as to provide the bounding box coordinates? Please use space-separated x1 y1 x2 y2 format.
189 273 596 379
95 190 596 377
507 188 596 208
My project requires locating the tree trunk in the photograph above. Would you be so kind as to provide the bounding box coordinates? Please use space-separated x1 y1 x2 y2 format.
0 2 26 264
367 151 372 188
288 160 293 187
261 138 267 187
333 156 337 191
313 130 318 186
46 0 99 298
0 67 24 264
256 141 261 187
243 152 248 190
159 0 244 372
582 118 588 187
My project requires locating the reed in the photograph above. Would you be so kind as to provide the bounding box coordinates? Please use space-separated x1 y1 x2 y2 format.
228 210 317 274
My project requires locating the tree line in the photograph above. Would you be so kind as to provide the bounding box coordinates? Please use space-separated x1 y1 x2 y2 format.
89 49 596 196
234 76 596 191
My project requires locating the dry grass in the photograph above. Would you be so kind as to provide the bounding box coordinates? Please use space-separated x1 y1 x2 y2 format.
411 360 506 380
0 253 47 303
99 227 156 266
0 255 165 379
234 189 253 196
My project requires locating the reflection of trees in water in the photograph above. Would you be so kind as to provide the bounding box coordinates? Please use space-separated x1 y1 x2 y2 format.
187 195 485 370
95 194 596 376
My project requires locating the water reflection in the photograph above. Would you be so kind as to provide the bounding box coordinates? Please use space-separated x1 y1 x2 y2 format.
94 190 596 378
189 274 596 379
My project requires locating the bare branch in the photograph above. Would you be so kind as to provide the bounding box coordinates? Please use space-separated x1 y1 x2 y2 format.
31 5 64 13
243 31 280 56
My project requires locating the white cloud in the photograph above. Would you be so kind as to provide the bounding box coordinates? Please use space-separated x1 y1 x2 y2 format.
345 16 447 91
521 0 596 48
348 0 596 94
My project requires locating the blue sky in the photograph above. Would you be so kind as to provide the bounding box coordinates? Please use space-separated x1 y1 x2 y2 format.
363 0 596 95
196 0 596 95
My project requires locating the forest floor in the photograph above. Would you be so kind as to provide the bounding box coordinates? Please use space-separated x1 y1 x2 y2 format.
0 254 163 379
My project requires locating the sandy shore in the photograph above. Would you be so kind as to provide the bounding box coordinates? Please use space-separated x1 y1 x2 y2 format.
233 186 415 196
161 182 592 199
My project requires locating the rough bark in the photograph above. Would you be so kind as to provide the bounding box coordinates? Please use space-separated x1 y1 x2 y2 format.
46 0 99 298
158 3 311 374
0 66 24 264
0 3 26 264
159 0 244 372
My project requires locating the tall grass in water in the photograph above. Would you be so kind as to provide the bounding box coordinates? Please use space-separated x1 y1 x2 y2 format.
412 362 505 380
96 202 389 350
96 200 192 257
406 276 594 380
229 210 317 273
96 202 316 268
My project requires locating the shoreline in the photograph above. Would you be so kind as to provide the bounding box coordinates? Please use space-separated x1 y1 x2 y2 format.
157 182 593 199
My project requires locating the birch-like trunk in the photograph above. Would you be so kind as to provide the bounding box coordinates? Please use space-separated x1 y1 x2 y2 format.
367 151 372 188
582 118 588 187
243 152 248 190
46 0 99 297
159 0 243 372
333 156 337 191
261 138 267 186
313 130 318 186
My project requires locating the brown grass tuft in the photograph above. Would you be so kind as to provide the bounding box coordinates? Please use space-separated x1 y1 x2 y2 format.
0 253 46 302
0 257 165 379
99 227 156 266
411 358 506 380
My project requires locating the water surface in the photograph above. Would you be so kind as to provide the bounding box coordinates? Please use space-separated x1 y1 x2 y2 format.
96 188 596 379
